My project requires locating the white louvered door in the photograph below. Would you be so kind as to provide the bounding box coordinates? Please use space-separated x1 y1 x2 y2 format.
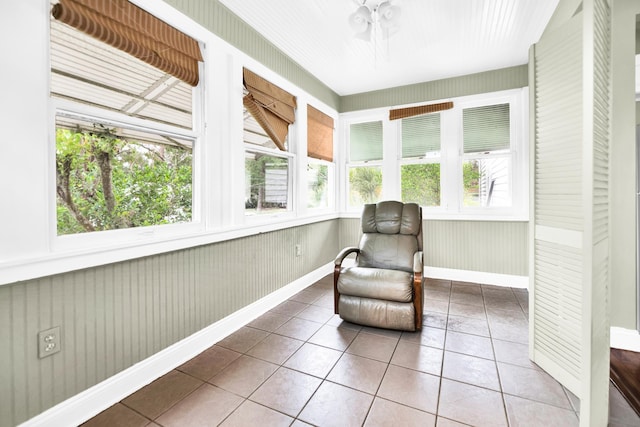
529 1 610 426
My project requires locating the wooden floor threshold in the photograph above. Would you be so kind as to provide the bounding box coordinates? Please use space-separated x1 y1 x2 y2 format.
610 348 640 417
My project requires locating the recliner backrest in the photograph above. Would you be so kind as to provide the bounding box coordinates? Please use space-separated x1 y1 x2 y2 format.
357 201 422 272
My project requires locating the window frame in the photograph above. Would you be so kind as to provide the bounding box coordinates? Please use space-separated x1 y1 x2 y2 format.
340 89 528 220
345 118 385 210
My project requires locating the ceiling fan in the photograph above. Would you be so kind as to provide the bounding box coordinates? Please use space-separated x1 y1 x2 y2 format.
348 0 402 41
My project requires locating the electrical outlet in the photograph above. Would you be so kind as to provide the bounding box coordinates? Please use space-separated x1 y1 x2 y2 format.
295 244 301 257
38 326 61 359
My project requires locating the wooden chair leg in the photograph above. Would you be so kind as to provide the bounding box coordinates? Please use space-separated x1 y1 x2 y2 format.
333 265 341 314
413 272 423 330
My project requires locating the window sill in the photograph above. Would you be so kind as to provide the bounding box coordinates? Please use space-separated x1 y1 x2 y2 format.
0 212 339 286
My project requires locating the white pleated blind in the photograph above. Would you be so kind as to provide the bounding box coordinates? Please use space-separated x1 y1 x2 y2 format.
350 121 383 162
402 114 440 158
463 104 510 153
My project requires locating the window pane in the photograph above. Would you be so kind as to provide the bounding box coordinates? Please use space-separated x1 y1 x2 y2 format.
348 166 382 207
55 116 193 235
245 153 289 215
463 104 510 153
402 114 440 158
307 163 329 209
50 14 193 130
463 157 511 207
401 163 440 207
350 121 383 161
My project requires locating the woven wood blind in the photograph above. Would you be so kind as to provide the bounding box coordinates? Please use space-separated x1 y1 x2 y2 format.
307 105 334 161
389 101 453 120
243 68 297 151
52 0 203 86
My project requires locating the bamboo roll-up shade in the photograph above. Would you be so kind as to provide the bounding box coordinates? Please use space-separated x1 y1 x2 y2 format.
52 0 202 86
307 105 334 161
243 68 297 124
389 101 453 120
244 94 288 151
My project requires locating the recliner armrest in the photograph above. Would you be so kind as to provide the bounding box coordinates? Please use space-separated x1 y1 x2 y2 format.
413 251 423 274
335 247 360 266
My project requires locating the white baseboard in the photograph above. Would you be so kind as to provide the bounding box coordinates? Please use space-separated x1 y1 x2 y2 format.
425 266 529 289
20 262 334 427
610 326 640 352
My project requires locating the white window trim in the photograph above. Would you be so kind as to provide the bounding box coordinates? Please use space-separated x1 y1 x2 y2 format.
339 88 529 220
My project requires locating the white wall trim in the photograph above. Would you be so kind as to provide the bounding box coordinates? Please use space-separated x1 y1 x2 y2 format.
425 266 529 288
610 327 640 352
19 262 334 427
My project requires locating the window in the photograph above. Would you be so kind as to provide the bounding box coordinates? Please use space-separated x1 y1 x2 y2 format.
400 113 441 207
306 105 334 210
342 89 527 218
50 0 202 236
348 121 383 208
461 104 512 208
242 68 296 216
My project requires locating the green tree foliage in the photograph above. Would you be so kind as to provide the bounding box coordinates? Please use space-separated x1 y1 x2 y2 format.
401 163 440 206
308 164 328 208
245 154 288 212
349 167 382 205
462 160 481 206
56 127 192 235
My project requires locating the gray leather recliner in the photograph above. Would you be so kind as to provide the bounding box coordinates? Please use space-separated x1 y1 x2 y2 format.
334 201 424 331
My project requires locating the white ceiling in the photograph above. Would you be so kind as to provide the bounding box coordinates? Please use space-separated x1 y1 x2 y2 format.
219 0 559 96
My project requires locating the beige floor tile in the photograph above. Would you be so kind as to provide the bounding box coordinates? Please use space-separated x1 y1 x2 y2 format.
390 340 443 376
283 342 342 378
423 312 448 330
446 314 490 337
295 305 335 323
424 278 452 289
298 381 374 427
326 353 387 394
245 333 304 364
442 351 500 391
492 339 540 370
451 282 483 295
177 345 241 381
436 417 470 426
497 362 572 409
444 330 494 360
274 317 323 341
217 326 270 353
364 397 436 427
248 312 291 332
424 297 450 314
609 382 640 426
425 288 452 302
377 365 440 413
360 325 403 339
326 314 363 331
311 293 335 309
438 378 507 427
249 367 321 417
121 370 202 419
450 292 484 307
448 302 487 320
289 288 325 304
220 400 293 427
504 394 579 427
346 331 398 362
270 300 309 316
209 355 278 398
80 403 150 427
308 324 358 351
155 384 243 427
487 319 528 344
400 326 446 349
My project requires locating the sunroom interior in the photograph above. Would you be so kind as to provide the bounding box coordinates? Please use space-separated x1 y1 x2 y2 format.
1 0 640 426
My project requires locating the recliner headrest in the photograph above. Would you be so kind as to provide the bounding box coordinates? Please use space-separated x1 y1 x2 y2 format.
361 201 421 235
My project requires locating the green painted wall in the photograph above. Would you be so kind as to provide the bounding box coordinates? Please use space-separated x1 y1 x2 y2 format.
0 221 339 427
340 218 528 276
340 65 529 112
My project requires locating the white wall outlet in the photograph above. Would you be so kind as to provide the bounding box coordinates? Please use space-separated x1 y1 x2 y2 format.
38 326 61 358
295 244 301 257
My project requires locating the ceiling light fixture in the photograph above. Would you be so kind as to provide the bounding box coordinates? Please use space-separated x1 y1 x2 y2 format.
348 0 401 42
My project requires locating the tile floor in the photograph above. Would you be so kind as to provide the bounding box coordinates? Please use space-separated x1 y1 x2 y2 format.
83 276 640 427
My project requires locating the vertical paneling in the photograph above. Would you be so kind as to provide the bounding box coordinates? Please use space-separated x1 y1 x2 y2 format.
164 0 340 110
0 220 339 427
339 218 528 276
340 65 528 113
